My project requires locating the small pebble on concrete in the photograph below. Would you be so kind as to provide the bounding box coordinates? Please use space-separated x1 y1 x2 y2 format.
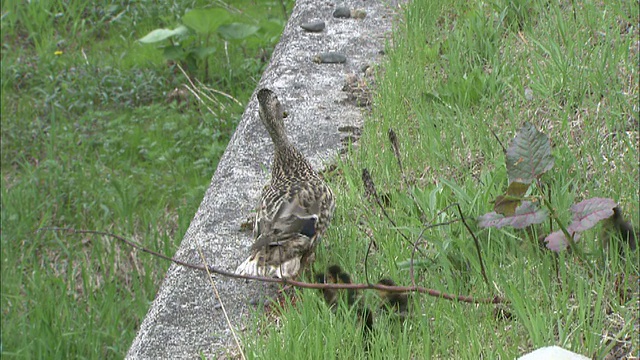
313 52 347 64
300 21 325 32
333 7 351 18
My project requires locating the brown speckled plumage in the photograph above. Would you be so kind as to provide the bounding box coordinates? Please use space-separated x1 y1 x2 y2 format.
235 88 335 279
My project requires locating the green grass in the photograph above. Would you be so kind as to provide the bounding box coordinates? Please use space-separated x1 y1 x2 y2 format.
1 0 293 358
3 0 637 358
245 0 639 358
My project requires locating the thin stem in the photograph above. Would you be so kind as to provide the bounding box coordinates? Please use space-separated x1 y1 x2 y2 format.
453 203 490 288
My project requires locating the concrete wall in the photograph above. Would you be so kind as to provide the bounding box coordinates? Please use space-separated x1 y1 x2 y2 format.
127 0 397 357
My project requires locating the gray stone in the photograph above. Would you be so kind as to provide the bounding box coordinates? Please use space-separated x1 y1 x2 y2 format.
126 0 396 358
313 52 347 64
301 20 325 32
333 6 351 18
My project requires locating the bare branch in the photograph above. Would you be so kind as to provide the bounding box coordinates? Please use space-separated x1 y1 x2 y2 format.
39 227 506 304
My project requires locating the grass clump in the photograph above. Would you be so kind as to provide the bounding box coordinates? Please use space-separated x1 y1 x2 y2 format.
245 0 638 358
1 0 292 358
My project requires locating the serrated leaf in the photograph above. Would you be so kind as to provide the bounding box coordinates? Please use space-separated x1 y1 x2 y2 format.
544 230 581 252
567 197 617 233
182 8 231 35
478 201 548 229
493 181 530 216
218 23 260 40
506 122 554 184
138 26 189 43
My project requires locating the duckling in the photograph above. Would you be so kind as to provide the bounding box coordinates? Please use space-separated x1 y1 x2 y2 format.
338 271 373 336
316 265 373 347
327 265 343 284
376 278 409 321
603 206 637 255
316 265 346 309
236 88 335 279
315 272 338 306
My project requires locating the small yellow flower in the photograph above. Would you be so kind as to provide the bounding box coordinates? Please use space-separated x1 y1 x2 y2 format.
54 50 63 56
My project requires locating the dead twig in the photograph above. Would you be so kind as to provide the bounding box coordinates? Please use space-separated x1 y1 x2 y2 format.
489 127 506 154
39 227 506 304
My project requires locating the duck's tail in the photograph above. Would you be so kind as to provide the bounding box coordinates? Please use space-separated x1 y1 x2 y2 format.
235 255 301 279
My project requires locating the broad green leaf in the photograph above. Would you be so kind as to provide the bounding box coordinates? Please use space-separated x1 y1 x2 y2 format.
506 122 554 184
218 23 260 40
138 26 189 43
182 8 231 35
478 201 548 229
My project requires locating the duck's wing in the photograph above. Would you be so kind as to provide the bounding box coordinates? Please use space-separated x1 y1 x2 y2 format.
236 185 327 278
256 181 325 238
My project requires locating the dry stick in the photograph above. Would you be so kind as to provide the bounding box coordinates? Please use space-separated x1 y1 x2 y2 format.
361 168 427 257
196 247 246 360
175 63 218 116
194 78 243 106
452 203 490 287
40 227 505 304
489 127 507 154
387 128 427 220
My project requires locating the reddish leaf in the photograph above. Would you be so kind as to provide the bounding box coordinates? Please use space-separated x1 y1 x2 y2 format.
478 201 548 229
506 122 554 184
544 198 616 252
545 230 581 252
567 197 617 233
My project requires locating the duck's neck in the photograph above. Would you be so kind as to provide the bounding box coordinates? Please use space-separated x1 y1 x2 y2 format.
272 143 314 180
